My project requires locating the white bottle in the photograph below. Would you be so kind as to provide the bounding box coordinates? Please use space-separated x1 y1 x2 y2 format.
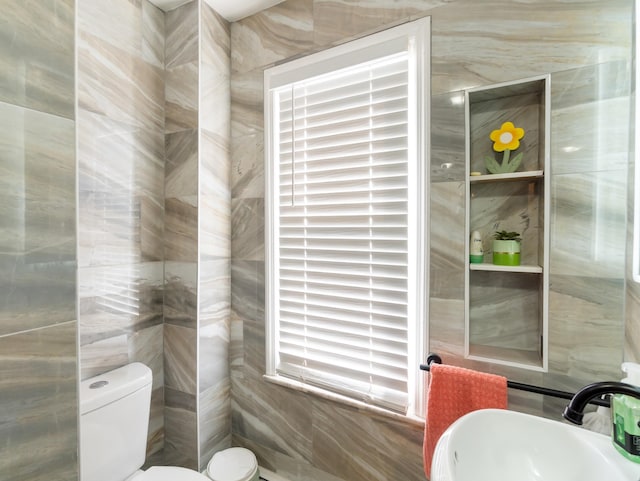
469 230 483 264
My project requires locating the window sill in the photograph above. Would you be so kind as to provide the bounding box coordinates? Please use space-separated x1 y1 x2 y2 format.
262 374 425 428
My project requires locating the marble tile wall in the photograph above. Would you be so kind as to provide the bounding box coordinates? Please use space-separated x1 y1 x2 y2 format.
548 61 630 386
164 0 200 468
164 1 233 470
77 0 166 460
625 26 640 364
229 1 634 480
198 0 233 471
0 1 78 480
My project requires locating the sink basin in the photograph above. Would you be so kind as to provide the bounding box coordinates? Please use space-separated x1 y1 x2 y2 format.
430 409 640 481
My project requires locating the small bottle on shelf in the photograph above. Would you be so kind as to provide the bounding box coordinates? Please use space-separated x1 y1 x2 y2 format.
469 230 484 263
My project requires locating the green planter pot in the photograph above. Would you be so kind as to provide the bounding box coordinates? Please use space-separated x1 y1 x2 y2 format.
492 239 521 266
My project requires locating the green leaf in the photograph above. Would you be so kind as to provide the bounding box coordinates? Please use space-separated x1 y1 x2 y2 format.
504 152 524 173
484 155 503 174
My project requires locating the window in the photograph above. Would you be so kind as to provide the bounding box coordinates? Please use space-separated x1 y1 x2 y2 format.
264 18 429 416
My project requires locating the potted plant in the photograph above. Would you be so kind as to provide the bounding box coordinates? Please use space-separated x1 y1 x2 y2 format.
492 230 521 266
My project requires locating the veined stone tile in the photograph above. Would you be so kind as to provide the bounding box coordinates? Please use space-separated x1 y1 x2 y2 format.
0 0 74 119
80 334 130 380
201 66 231 136
313 0 432 48
164 323 198 395
550 171 626 278
78 30 164 131
428 297 465 359
230 434 345 481
199 259 231 327
198 268 230 324
148 386 166 457
199 381 232 471
0 322 78 481
0 255 76 337
78 109 164 196
230 313 245 372
165 62 199 133
201 128 231 195
469 271 541 351
165 129 199 197
551 60 630 111
166 0 199 69
431 91 466 183
231 69 264 138
507 389 544 419
549 274 624 380
430 181 465 300
552 96 630 176
232 369 313 459
199 193 231 261
231 132 264 199
311 398 424 481
164 261 198 328
231 0 314 75
201 2 231 74
231 258 265 321
198 130 231 205
0 102 75 260
164 196 199 262
79 191 163 265
78 190 144 267
76 111 135 196
78 0 143 58
129 323 165 390
140 195 165 262
242 314 267 376
430 0 631 95
199 319 230 392
626 277 640 363
143 0 165 68
231 198 265 261
541 390 576 422
164 386 198 469
78 268 134 343
78 262 163 345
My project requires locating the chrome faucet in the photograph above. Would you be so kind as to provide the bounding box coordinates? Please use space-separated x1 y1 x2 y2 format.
563 381 640 424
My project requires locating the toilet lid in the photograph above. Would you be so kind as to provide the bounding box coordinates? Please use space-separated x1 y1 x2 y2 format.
135 466 210 481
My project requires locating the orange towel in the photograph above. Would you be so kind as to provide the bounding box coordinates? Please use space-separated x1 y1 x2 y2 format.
423 364 507 479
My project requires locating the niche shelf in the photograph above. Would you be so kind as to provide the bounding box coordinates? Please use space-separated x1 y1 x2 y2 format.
464 75 550 372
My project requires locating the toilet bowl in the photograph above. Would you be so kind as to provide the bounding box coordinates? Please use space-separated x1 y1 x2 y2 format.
80 363 255 481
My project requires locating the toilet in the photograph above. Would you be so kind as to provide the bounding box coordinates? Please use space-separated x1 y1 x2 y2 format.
80 362 258 481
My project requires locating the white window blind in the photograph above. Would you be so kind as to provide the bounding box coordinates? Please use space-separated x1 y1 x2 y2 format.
265 18 429 415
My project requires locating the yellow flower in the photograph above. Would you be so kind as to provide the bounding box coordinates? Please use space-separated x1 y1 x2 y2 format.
490 121 525 152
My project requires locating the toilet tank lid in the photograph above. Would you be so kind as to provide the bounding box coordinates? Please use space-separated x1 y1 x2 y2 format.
80 362 152 415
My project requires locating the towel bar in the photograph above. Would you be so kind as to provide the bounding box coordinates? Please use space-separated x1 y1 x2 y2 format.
420 353 610 408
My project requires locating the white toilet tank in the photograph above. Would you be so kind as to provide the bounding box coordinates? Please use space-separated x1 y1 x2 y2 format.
80 362 153 481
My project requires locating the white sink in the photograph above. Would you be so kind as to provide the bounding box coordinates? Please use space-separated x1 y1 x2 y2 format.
430 409 640 481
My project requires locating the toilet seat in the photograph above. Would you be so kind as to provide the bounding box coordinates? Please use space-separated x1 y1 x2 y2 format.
134 466 210 481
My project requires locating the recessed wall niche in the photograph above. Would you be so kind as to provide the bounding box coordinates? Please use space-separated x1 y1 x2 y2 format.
465 75 550 371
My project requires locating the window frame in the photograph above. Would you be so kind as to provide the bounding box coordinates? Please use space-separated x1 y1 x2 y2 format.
264 17 430 418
